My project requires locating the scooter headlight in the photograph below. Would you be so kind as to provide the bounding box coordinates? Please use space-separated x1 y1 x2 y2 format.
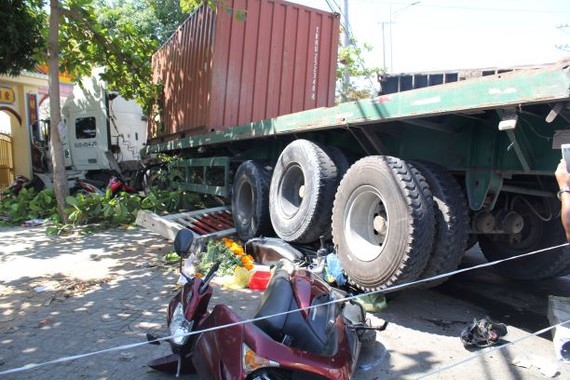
242 343 279 374
169 302 194 346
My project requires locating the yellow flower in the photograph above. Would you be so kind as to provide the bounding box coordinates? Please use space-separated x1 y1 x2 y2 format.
231 245 244 256
241 254 254 270
222 237 245 256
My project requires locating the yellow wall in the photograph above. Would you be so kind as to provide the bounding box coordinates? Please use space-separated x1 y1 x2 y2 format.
0 72 73 183
0 72 49 180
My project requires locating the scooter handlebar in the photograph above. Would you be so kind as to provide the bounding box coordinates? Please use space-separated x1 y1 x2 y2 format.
199 261 221 294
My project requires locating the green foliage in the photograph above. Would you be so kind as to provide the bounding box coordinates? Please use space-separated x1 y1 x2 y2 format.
0 183 203 234
65 188 145 228
196 239 242 276
47 189 144 235
336 34 381 103
57 0 158 114
179 0 246 21
0 0 46 75
145 0 189 42
2 0 189 113
141 188 201 214
0 188 58 225
179 0 210 13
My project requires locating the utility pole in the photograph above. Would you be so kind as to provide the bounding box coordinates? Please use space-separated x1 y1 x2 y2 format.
380 1 420 73
342 0 350 101
344 0 350 48
381 22 386 69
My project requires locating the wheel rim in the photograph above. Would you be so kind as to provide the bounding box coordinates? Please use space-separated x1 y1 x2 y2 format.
507 210 542 251
343 185 389 262
277 164 305 219
488 201 543 253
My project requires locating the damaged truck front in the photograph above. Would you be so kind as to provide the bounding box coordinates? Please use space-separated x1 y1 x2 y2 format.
142 0 570 291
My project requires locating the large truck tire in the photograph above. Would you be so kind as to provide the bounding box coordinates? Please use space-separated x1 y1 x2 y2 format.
331 155 435 290
269 139 339 243
141 163 169 195
231 160 273 241
412 161 469 287
324 145 351 182
478 198 570 280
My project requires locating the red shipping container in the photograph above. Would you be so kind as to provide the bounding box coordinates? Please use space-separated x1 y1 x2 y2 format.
149 0 340 142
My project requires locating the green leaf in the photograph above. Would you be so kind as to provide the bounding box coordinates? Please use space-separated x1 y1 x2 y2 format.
164 251 180 263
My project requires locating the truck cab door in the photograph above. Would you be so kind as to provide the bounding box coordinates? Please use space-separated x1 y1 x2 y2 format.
69 114 109 171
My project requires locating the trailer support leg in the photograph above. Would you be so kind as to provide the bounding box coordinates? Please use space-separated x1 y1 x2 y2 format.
465 169 503 211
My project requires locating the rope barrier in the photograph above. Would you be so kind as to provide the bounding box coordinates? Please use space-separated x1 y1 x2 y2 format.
1 241 569 376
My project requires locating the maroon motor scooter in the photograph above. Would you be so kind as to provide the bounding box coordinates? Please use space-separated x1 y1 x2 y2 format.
147 229 383 379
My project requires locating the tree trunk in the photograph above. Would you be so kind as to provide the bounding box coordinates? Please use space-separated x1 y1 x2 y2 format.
48 0 69 223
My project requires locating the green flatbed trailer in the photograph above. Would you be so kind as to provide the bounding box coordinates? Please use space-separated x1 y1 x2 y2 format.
143 58 570 290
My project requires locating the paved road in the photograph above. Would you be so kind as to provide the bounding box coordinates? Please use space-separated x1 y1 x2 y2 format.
0 226 568 379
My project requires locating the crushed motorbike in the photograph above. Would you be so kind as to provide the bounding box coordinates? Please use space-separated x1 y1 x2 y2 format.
4 175 32 195
71 174 137 196
147 229 385 379
3 175 44 196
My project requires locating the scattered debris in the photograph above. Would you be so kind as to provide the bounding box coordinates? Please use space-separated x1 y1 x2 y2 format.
460 317 508 348
57 277 115 297
38 317 54 328
119 352 135 361
512 355 560 378
29 276 116 300
21 219 45 227
324 253 347 286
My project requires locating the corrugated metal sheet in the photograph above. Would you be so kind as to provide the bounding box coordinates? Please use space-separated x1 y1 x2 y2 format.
377 64 549 95
150 0 340 142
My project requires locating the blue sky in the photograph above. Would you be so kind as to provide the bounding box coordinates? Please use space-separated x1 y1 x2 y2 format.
297 0 570 73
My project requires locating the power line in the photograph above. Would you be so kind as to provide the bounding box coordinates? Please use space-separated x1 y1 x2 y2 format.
355 0 570 14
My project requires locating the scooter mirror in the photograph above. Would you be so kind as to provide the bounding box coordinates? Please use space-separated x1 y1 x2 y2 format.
173 229 195 258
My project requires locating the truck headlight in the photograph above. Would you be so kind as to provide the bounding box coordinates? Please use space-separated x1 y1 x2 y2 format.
169 302 193 346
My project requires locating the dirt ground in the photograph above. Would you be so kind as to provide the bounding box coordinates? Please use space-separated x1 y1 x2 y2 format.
0 225 569 379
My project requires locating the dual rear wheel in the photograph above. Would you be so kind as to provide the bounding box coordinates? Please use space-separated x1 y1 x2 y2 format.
331 157 469 290
232 139 567 290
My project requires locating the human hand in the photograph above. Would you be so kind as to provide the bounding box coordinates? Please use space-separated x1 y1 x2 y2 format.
555 159 570 189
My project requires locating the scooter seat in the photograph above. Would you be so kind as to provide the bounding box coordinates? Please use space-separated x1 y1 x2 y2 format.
253 273 294 341
253 269 332 355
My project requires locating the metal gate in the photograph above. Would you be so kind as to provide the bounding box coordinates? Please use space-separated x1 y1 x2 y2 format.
0 133 13 189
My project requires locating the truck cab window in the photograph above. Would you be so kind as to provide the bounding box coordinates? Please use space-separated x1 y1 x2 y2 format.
76 117 96 139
